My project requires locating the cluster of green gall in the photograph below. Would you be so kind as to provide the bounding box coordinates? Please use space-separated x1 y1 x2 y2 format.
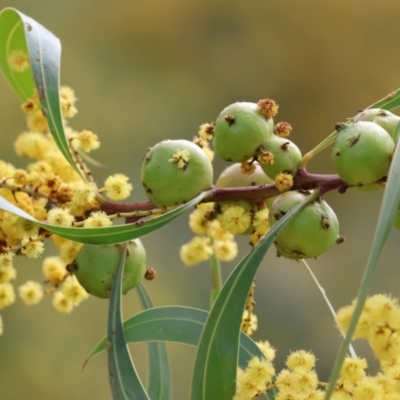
140 99 342 262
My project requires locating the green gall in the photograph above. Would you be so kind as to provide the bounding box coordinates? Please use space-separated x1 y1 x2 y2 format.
354 108 400 142
260 135 302 180
71 240 147 299
141 139 213 207
268 191 340 260
213 102 273 162
332 121 394 186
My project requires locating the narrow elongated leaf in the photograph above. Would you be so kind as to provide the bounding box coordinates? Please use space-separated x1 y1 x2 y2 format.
88 306 264 368
108 242 150 400
324 128 400 399
88 306 271 399
191 191 321 400
136 285 171 400
0 191 208 244
368 88 400 111
0 8 83 177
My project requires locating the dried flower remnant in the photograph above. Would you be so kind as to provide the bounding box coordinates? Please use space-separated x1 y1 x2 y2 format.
198 122 214 140
169 149 190 170
274 122 292 137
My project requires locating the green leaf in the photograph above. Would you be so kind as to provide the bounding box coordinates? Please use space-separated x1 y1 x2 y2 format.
88 306 272 399
107 242 150 400
324 131 400 399
0 191 208 244
367 88 400 111
89 306 264 369
0 8 35 99
0 8 83 178
191 191 322 400
136 285 171 400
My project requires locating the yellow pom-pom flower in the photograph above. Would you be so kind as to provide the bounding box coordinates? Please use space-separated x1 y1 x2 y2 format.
8 49 30 72
0 265 17 284
83 211 112 228
217 205 251 235
52 291 74 314
340 357 367 384
104 174 133 200
180 237 213 266
213 240 238 262
61 275 89 306
21 236 45 258
256 341 276 361
241 310 258 335
0 283 16 309
42 256 66 287
59 240 83 264
60 86 78 118
47 207 75 227
18 281 44 305
76 130 100 153
71 181 97 206
286 350 316 372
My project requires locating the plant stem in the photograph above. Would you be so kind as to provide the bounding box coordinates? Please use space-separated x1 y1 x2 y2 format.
301 259 357 358
299 131 338 169
209 253 222 307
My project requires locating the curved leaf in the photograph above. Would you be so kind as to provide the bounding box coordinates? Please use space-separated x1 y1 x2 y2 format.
0 8 35 99
324 125 400 399
191 191 322 400
0 8 83 178
88 306 265 371
108 242 150 400
0 191 208 244
136 285 171 400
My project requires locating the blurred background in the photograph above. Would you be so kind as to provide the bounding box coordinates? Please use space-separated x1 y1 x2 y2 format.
1 0 400 398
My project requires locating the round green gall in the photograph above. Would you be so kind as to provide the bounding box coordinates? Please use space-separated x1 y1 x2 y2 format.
332 121 394 186
268 191 340 260
141 139 213 207
70 240 146 299
354 108 400 142
260 135 302 180
213 102 274 162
